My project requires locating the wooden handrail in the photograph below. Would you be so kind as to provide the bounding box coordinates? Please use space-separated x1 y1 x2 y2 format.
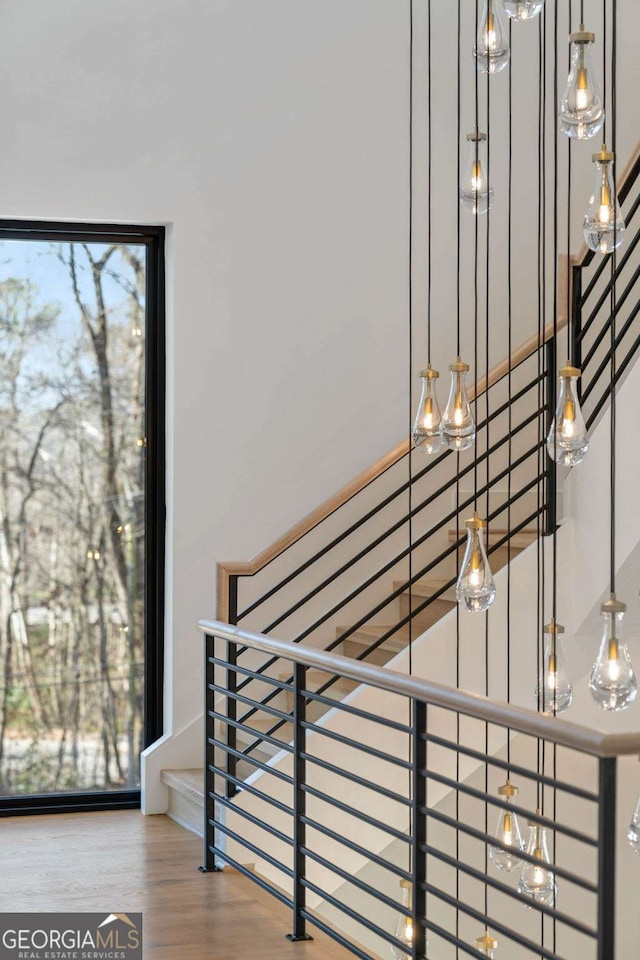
200 618 640 758
216 313 564 619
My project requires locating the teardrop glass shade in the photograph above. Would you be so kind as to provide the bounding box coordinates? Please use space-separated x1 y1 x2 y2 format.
412 365 446 455
460 132 493 215
535 621 573 715
517 821 557 907
560 29 604 140
391 881 426 959
546 365 588 466
628 791 640 854
456 514 496 613
442 359 475 452
474 0 510 74
503 0 544 20
583 148 625 254
589 597 638 712
489 783 525 871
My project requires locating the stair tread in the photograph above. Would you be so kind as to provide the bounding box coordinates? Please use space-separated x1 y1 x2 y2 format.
448 528 536 548
161 768 204 804
338 623 410 650
394 578 458 601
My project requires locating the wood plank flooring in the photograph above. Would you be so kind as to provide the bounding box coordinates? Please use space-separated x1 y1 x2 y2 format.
0 810 351 960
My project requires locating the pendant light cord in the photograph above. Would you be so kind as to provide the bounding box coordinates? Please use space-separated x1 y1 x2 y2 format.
455 3 461 954
567 0 572 362
407 0 414 866
609 0 617 595
473 0 480 513
427 0 432 363
552 0 559 629
603 0 607 144
506 17 513 764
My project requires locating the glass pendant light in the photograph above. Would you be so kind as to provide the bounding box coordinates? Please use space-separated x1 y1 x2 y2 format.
536 618 573 714
442 358 475 451
589 595 638 711
456 512 496 612
546 362 589 466
503 0 544 21
474 0 510 74
517 813 557 907
628 774 640 853
460 131 493 216
583 145 625 254
475 931 498 958
412 364 446 455
560 26 604 140
391 880 415 959
489 781 525 871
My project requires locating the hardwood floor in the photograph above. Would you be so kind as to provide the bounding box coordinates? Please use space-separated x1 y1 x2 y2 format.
0 810 351 960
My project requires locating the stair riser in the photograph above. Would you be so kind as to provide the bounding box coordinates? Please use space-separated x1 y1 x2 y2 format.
342 639 397 666
397 596 456 631
167 787 204 838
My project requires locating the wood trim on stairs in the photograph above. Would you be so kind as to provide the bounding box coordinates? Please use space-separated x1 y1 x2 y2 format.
216 318 563 620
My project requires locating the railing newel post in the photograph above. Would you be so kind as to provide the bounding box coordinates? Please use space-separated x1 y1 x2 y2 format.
545 337 557 536
226 576 239 798
199 631 222 873
287 662 313 942
412 699 427 960
597 757 617 960
227 636 238 799
572 263 583 397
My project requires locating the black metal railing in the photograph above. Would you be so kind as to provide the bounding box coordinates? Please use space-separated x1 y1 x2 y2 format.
573 148 640 428
201 621 638 960
219 341 552 773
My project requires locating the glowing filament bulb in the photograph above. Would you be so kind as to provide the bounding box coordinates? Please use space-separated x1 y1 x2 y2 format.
474 0 509 74
590 596 637 711
485 11 497 49
442 358 475 451
412 364 445 456
392 880 425 959
456 513 496 613
490 781 524 871
547 363 588 465
460 131 493 215
584 145 625 254
536 619 573 714
518 815 557 907
560 26 604 140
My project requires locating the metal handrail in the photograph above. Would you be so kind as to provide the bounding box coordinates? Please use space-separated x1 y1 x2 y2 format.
200 618 640 758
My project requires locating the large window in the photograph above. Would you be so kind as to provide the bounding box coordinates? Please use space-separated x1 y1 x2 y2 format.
0 222 164 812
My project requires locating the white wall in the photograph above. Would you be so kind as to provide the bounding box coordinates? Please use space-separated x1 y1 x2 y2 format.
0 0 411 769
3 0 639 799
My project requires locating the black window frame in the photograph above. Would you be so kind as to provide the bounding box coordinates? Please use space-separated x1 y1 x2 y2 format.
0 219 165 815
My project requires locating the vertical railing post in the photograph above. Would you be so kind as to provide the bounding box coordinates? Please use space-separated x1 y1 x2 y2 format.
571 264 583 399
545 337 557 536
199 632 221 872
597 757 617 960
226 637 237 799
412 699 427 960
287 662 312 942
227 576 238 798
